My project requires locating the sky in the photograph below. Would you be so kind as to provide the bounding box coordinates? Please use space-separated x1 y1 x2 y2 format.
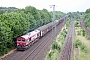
0 0 90 12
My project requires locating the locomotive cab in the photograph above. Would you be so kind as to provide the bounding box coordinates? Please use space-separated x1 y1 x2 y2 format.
16 29 41 50
16 37 27 50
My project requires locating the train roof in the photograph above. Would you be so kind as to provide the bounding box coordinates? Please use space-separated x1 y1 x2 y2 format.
37 20 59 31
17 30 40 40
37 24 48 31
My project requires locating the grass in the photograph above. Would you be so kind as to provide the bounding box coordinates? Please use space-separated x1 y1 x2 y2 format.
78 48 90 60
45 49 59 60
77 36 90 49
74 20 90 60
86 35 90 40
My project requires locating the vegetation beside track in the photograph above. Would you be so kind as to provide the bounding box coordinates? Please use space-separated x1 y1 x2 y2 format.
45 8 90 60
74 20 90 60
45 18 71 60
83 8 90 28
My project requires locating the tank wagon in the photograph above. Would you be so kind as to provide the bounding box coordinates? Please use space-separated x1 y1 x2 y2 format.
16 16 67 50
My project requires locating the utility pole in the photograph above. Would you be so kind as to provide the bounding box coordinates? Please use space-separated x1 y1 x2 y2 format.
50 5 56 43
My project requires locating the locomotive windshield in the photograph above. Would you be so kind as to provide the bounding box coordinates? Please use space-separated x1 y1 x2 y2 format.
17 40 21 41
17 40 25 42
22 40 25 42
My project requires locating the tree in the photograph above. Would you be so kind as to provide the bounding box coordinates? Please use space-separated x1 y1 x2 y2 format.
85 8 90 13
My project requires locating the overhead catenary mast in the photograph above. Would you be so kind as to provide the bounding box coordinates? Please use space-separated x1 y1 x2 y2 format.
50 5 56 43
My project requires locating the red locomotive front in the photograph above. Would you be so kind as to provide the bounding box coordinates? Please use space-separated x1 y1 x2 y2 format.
16 30 41 50
16 37 27 50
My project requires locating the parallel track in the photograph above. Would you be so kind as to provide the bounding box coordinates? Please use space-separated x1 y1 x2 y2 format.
80 18 90 36
60 20 75 60
24 19 67 60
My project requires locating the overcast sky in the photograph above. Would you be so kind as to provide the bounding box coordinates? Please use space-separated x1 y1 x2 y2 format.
0 0 90 12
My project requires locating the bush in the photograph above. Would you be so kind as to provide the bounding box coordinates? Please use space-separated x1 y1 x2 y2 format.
52 41 61 51
48 51 54 58
46 50 54 60
81 44 88 53
60 29 67 38
75 21 79 27
64 29 67 35
82 29 86 36
75 39 88 53
75 39 82 48
46 50 59 60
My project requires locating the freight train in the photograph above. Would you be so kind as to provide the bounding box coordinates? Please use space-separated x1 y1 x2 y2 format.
16 16 68 50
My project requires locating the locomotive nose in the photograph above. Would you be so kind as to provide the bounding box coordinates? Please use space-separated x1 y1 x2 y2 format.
17 42 26 46
17 42 26 50
19 43 22 45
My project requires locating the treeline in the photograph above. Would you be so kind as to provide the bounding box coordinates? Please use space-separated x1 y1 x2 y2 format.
0 6 65 56
83 8 90 28
67 12 84 19
0 7 18 14
54 11 65 20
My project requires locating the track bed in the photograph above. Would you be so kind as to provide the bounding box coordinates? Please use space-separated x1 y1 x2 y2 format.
60 20 75 60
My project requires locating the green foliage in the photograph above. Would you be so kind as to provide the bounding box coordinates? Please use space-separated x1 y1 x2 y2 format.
63 29 67 35
77 31 81 35
0 10 5 14
48 51 54 58
52 41 61 51
75 39 82 48
85 8 90 13
60 29 67 38
83 8 90 28
66 19 71 28
86 36 90 40
0 21 13 55
75 21 79 27
67 12 84 20
75 39 88 53
0 5 64 56
54 11 65 20
81 44 88 53
46 50 59 60
82 29 86 37
0 7 18 14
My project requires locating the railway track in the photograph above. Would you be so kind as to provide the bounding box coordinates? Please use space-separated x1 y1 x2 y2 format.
80 18 90 36
1 19 67 60
2 27 52 60
60 20 75 60
33 19 67 60
24 19 67 60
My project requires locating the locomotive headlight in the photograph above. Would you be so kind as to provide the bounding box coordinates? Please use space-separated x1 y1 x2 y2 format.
17 44 19 46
